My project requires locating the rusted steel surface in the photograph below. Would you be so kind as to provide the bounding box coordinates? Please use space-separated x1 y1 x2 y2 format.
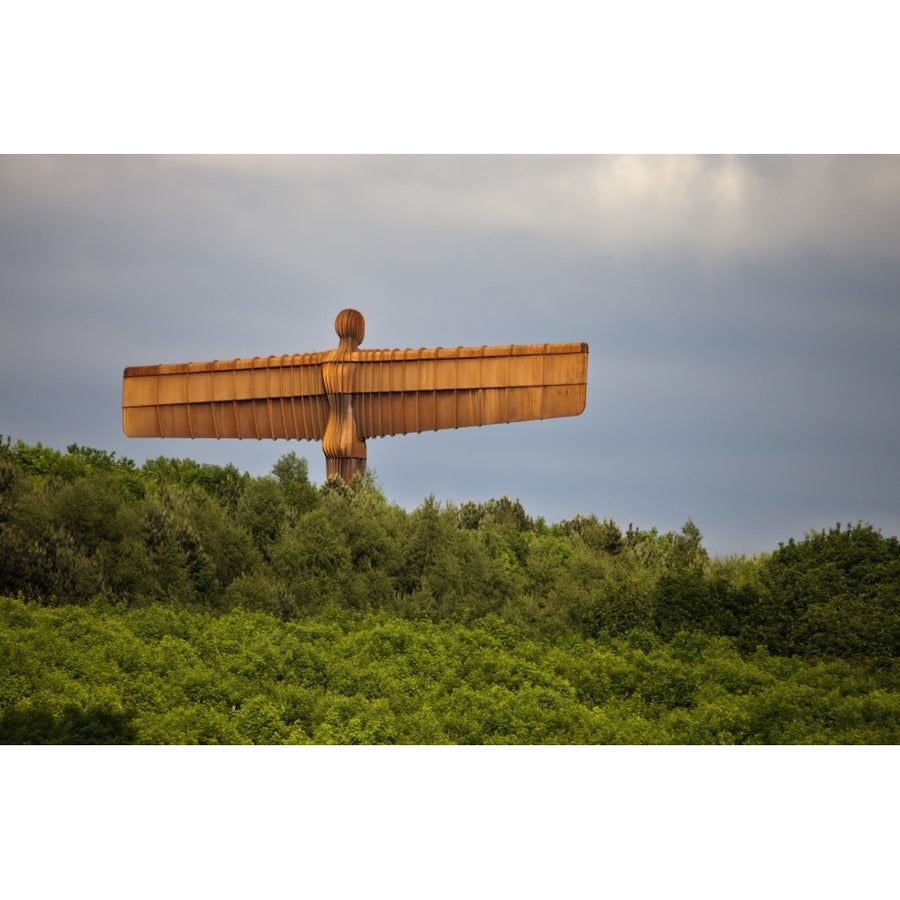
123 309 588 481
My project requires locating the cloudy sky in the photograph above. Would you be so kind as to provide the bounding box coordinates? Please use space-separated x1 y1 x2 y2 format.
1 154 898 556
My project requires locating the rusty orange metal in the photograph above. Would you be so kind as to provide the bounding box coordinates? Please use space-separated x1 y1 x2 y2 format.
123 309 589 481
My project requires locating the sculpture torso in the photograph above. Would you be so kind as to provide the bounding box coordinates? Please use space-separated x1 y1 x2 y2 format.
321 309 368 481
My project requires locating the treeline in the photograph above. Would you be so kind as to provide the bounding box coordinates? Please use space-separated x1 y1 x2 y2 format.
1 436 899 743
2 437 898 662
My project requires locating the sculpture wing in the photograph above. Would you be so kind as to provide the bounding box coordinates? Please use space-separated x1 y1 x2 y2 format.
348 342 588 439
122 354 330 441
123 342 589 442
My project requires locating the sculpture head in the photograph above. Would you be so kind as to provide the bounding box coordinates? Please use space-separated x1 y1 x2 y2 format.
335 308 365 351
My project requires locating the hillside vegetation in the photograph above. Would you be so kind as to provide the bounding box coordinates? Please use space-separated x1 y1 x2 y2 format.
2 437 898 743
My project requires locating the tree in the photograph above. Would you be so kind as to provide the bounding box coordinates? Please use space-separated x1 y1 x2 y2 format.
271 452 318 518
236 478 287 561
556 514 624 555
755 523 900 660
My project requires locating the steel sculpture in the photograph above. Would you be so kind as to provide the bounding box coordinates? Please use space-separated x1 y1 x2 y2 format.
123 309 589 482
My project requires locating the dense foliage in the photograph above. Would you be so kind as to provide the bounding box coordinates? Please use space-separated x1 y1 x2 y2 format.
2 436 899 743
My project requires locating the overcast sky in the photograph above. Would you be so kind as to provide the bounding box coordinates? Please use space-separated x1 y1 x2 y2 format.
2 154 898 556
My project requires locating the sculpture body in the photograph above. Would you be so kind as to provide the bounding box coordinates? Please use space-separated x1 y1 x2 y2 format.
123 309 588 481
